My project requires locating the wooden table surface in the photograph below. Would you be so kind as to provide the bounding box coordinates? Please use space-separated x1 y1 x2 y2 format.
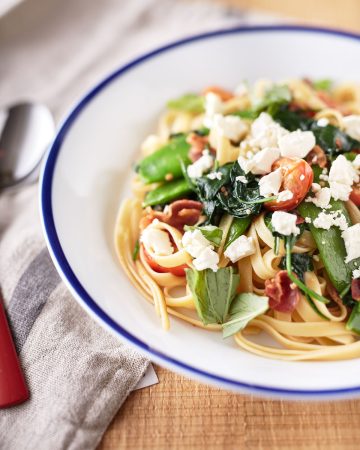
98 1 360 449
98 366 360 449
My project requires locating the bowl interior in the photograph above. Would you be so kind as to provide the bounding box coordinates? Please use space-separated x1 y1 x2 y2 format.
43 27 360 396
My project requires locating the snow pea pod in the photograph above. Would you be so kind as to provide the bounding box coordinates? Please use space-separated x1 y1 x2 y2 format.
143 178 192 207
298 199 354 294
347 303 360 334
224 216 252 250
137 136 191 183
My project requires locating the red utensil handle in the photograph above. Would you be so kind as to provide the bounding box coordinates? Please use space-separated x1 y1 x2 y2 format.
0 297 29 408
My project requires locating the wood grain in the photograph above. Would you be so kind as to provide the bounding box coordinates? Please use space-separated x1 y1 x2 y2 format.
98 365 360 450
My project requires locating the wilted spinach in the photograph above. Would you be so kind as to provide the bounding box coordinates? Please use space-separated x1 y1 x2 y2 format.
279 253 313 282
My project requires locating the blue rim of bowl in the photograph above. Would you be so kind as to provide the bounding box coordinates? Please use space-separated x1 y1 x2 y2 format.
41 24 360 398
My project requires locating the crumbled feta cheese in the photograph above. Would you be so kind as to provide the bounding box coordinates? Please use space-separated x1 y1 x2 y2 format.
246 151 254 159
342 224 360 263
236 175 248 184
312 183 321 193
317 118 330 127
353 154 360 170
250 113 288 149
259 168 282 197
212 114 247 142
278 130 316 158
141 227 173 256
329 154 359 201
305 217 312 224
271 211 300 236
192 246 219 272
224 235 255 263
245 209 251 215
182 229 211 258
207 171 223 180
353 269 360 279
300 174 305 181
343 115 360 140
313 211 348 231
319 173 329 181
277 190 294 202
322 168 328 174
203 93 223 128
187 150 213 178
238 147 280 175
182 229 219 272
305 187 331 209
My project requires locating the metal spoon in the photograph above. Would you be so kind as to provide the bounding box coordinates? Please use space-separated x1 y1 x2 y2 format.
0 102 55 408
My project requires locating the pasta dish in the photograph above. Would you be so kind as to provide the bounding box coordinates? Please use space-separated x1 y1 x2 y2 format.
115 79 360 361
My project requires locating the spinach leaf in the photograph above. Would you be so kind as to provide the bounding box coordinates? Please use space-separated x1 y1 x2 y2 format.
271 106 360 157
254 85 292 112
184 225 223 247
186 267 240 325
279 253 313 282
167 93 205 113
222 293 269 338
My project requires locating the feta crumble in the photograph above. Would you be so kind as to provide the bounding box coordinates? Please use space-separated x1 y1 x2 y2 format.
342 224 360 263
259 168 282 197
353 269 360 279
305 187 331 209
300 174 305 181
203 93 223 128
187 150 213 179
329 154 359 201
236 175 248 184
141 227 173 256
271 211 300 236
277 190 294 202
182 229 219 272
207 171 223 180
317 118 330 127
238 147 280 175
353 154 360 170
224 235 255 263
313 211 348 231
343 115 360 141
250 112 288 149
212 114 247 142
278 130 316 159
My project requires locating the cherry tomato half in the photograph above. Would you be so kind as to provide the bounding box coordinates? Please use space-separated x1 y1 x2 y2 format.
264 157 314 211
142 245 187 277
350 183 360 206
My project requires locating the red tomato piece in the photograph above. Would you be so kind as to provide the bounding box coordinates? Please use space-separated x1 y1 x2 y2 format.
264 157 314 211
350 183 360 206
142 245 187 277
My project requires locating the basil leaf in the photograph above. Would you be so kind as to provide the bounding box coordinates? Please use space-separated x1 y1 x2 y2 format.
186 269 214 325
184 225 223 247
313 79 332 92
186 267 240 325
254 85 291 112
167 93 205 113
222 293 269 338
279 253 313 282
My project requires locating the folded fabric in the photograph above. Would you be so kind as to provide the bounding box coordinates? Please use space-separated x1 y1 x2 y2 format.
0 186 149 450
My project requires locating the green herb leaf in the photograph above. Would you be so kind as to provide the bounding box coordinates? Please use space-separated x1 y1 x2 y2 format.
222 293 269 338
313 79 333 92
184 225 223 247
254 85 292 112
231 110 258 120
167 93 205 113
186 267 240 325
279 253 313 282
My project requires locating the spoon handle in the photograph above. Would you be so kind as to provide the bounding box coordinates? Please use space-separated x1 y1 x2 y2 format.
0 296 29 408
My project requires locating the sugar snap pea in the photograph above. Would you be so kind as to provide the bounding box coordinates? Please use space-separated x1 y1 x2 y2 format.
137 136 191 184
143 178 192 207
298 199 356 294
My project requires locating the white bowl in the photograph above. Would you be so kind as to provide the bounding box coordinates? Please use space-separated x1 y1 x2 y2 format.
41 25 360 399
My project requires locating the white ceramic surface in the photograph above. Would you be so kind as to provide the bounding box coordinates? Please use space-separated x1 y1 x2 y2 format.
41 26 360 399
